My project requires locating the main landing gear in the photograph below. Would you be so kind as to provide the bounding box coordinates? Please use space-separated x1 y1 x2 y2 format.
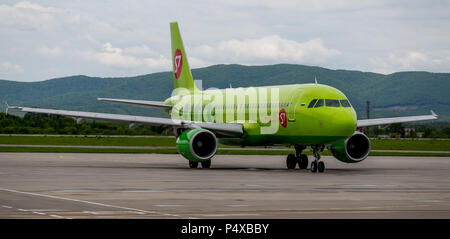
189 159 211 169
286 145 309 170
286 145 325 173
310 145 325 173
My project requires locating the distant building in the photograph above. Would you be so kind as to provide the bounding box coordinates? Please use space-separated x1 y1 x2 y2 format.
405 127 415 136
376 134 390 139
404 127 424 138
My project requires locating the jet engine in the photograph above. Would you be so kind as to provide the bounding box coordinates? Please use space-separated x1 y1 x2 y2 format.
176 128 218 162
328 131 371 163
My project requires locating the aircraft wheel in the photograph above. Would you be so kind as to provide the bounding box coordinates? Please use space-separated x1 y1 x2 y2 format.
318 161 325 173
189 161 199 168
201 159 211 169
286 154 297 169
311 161 318 173
298 154 308 169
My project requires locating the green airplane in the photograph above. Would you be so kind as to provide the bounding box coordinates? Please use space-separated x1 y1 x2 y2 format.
8 22 438 173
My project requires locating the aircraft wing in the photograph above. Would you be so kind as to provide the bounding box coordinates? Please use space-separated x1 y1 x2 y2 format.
97 98 171 109
10 106 243 137
357 110 438 127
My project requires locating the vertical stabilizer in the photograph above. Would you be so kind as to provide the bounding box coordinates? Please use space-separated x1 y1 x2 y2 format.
170 22 197 94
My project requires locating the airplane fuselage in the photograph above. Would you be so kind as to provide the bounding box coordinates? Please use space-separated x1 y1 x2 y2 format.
167 83 357 147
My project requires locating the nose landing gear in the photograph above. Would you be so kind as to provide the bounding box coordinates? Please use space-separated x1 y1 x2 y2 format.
311 145 325 173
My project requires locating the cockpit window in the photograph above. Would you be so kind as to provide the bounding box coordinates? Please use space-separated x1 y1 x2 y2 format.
326 99 340 107
340 99 351 107
308 99 317 108
314 99 324 108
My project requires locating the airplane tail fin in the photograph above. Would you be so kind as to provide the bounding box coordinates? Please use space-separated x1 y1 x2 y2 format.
170 22 198 95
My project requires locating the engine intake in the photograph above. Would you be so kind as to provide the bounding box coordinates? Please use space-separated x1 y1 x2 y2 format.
176 128 217 162
329 131 371 163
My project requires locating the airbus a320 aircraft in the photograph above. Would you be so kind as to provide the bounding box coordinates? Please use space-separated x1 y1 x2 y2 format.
9 22 438 173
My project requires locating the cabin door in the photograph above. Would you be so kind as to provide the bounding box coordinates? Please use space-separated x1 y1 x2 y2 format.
287 89 303 122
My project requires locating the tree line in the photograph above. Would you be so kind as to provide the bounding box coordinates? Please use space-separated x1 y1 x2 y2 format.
0 112 167 135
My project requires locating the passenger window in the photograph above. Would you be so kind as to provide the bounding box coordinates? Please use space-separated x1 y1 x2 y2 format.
314 99 324 108
325 99 340 107
308 99 317 108
340 100 351 107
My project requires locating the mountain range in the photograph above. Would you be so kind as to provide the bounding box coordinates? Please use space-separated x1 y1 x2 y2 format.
1 64 449 122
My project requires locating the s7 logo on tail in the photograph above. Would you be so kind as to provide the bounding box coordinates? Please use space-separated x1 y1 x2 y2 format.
174 49 183 79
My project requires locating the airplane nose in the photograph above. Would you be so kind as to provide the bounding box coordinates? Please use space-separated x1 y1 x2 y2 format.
344 110 357 134
333 110 357 136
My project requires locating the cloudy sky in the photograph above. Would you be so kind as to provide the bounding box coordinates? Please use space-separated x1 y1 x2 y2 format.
1 0 449 82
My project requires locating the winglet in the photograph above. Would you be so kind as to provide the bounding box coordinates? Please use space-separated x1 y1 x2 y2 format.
314 77 318 84
4 102 22 115
431 110 438 118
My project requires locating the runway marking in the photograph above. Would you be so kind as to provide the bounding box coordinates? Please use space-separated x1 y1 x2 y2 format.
339 184 398 188
84 210 147 216
132 211 146 215
50 189 168 193
83 211 99 215
225 205 249 207
0 188 184 218
202 213 263 217
1 204 68 218
21 209 65 212
32 212 46 215
154 204 184 207
416 200 444 203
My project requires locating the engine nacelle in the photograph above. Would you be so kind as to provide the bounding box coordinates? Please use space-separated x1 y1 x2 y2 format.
329 131 371 163
176 128 218 162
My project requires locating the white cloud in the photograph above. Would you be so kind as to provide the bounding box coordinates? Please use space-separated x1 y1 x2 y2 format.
0 1 80 31
123 45 162 57
0 62 24 74
36 46 63 57
189 35 341 66
14 1 59 12
369 51 450 73
218 0 383 11
76 42 170 69
1 1 450 81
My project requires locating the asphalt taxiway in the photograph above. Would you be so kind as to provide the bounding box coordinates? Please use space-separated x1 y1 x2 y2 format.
0 153 449 218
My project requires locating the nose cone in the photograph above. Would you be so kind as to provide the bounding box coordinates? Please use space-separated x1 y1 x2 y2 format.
329 108 357 136
342 109 357 135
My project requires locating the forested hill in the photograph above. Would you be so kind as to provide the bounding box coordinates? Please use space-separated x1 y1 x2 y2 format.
1 64 449 122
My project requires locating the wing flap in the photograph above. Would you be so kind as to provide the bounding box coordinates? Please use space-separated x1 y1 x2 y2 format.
97 98 172 109
12 107 243 137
